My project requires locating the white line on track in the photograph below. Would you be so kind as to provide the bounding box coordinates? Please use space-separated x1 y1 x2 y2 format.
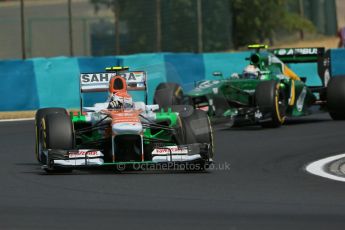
306 153 345 182
0 118 34 122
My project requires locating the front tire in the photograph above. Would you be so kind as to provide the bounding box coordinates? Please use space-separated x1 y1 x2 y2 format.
182 109 214 161
255 80 286 128
35 108 68 163
38 112 74 173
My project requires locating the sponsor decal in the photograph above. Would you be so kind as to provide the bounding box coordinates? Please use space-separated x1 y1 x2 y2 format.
152 146 188 155
118 72 144 81
81 73 111 83
274 48 318 56
277 49 287 55
69 150 103 158
294 48 318 55
80 72 145 84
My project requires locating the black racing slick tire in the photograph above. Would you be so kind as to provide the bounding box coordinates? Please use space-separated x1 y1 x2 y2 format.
35 108 68 163
41 113 74 150
327 76 345 120
40 113 74 173
182 109 214 159
153 83 184 110
255 80 286 128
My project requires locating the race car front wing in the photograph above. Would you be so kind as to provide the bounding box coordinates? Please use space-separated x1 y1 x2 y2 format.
41 143 212 171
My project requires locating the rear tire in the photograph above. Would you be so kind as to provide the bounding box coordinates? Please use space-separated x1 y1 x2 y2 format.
255 80 286 128
35 108 68 163
327 77 345 120
153 83 184 109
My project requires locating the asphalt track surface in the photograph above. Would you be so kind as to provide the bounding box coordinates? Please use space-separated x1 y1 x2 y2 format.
1 113 345 230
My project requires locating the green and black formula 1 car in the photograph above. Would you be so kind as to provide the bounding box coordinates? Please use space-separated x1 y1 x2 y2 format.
35 67 213 173
154 45 345 128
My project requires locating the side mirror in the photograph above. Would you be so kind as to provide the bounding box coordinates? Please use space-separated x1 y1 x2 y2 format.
213 71 223 77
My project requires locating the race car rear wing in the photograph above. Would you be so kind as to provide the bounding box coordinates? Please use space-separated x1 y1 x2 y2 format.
80 70 147 93
270 47 325 63
270 47 330 86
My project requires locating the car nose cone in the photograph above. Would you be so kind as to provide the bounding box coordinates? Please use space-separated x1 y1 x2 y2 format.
112 122 142 135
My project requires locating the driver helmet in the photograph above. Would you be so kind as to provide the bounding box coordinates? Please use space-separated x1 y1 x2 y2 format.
108 76 133 109
242 65 260 79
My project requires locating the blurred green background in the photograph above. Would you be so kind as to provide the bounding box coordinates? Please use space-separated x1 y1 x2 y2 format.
0 0 341 59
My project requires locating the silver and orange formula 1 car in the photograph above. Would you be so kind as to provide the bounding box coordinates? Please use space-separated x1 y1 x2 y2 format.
35 67 214 173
